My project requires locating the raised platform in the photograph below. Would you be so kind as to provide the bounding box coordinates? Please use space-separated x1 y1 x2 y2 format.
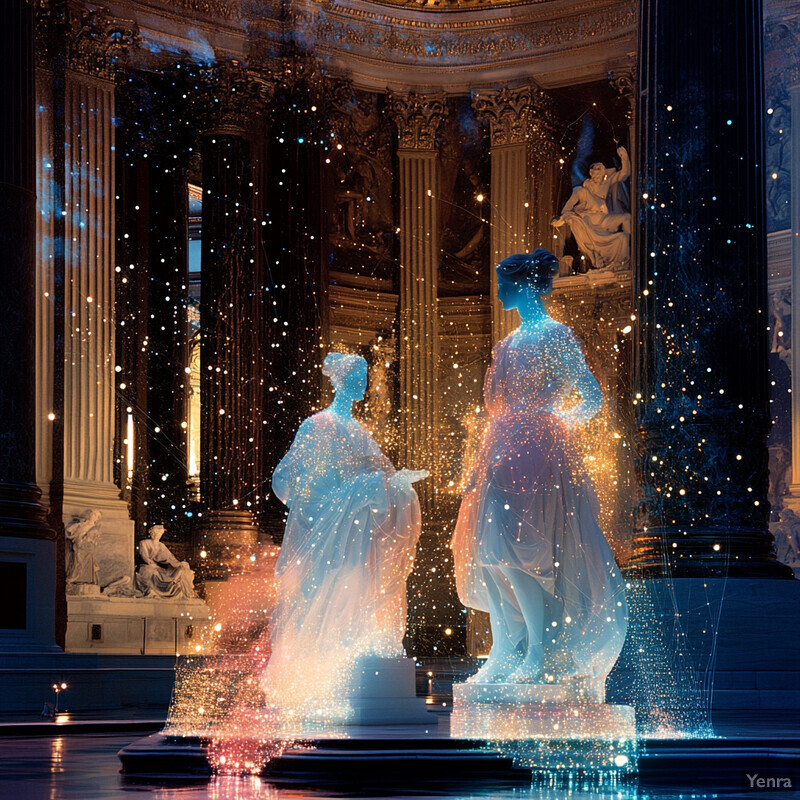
117 726 800 790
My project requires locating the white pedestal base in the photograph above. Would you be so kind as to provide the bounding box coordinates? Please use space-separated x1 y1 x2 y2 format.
348 655 431 725
452 680 636 740
451 680 637 773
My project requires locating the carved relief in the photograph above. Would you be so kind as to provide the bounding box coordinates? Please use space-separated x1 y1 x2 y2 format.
389 93 446 150
765 83 792 233
326 83 395 278
439 98 489 295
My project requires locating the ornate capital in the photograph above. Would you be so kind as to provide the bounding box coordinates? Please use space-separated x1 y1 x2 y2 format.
609 71 635 121
36 1 138 79
472 86 533 146
194 62 277 136
389 93 446 151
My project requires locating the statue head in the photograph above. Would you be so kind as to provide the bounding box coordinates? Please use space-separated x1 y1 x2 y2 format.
323 353 368 403
149 525 166 541
496 249 560 307
589 161 608 181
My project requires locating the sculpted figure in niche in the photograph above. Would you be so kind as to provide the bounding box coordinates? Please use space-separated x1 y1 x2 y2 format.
135 525 197 599
552 145 631 271
65 509 101 589
262 352 427 716
452 250 627 698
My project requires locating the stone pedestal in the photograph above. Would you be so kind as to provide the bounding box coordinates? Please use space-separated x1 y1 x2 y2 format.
348 656 431 725
65 595 209 655
451 680 636 772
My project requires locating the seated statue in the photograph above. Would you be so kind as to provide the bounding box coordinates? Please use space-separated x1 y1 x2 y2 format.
261 352 427 718
135 525 197 599
552 145 631 271
65 509 101 591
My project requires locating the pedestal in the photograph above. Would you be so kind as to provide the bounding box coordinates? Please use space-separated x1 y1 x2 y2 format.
65 595 209 655
451 680 636 773
348 656 431 725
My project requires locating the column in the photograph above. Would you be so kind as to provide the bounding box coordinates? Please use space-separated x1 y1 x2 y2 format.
632 0 790 577
472 87 532 342
197 69 268 580
0 1 57 650
785 79 800 510
60 58 136 586
146 161 190 530
390 94 445 496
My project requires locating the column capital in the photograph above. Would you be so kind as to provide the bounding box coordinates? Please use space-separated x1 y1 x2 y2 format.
472 85 534 147
194 61 276 137
36 1 139 80
609 70 636 121
389 92 446 151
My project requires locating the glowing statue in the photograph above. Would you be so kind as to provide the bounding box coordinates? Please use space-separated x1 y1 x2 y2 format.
552 145 631 271
452 250 627 695
263 352 427 718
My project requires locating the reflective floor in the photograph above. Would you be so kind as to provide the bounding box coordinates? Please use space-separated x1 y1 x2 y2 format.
0 733 798 800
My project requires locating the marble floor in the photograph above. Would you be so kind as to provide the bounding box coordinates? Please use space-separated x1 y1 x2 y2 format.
1 733 798 800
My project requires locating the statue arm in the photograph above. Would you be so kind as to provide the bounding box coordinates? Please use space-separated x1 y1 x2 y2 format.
559 187 582 215
551 328 602 426
272 418 320 505
612 146 631 183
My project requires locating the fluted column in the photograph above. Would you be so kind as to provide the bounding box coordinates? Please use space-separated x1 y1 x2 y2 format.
472 87 532 342
632 0 790 576
197 66 272 579
391 94 445 496
146 161 190 530
0 1 56 650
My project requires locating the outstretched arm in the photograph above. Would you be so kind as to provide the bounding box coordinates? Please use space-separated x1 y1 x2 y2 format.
611 145 631 184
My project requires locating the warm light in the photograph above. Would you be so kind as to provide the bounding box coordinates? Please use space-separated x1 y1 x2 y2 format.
476 194 484 203
47 412 56 421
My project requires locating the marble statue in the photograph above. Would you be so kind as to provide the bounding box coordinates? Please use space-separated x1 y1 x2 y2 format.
452 250 628 693
134 525 197 599
261 352 427 715
65 509 101 590
552 145 631 271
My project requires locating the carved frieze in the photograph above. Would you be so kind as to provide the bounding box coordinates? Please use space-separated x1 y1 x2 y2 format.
291 0 636 69
389 93 446 150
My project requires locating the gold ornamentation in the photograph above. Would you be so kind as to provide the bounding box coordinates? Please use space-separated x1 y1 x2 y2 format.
389 93 446 150
291 2 635 65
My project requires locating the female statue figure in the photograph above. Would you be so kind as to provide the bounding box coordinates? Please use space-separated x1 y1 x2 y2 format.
262 352 427 717
135 525 197 599
452 250 627 698
65 509 101 588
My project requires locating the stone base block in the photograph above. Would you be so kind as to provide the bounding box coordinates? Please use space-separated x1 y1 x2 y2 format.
455 677 605 705
348 656 431 725
451 695 635 741
66 595 210 655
